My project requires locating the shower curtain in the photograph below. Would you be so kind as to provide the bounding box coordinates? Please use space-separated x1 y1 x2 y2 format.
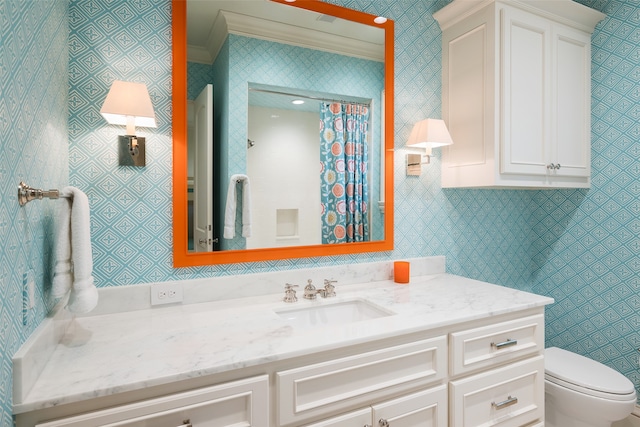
320 102 369 244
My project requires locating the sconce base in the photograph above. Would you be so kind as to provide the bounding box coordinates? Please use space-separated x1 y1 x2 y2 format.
118 135 146 167
406 153 430 176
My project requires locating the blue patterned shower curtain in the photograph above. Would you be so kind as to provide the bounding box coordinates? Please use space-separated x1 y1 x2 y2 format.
320 102 369 244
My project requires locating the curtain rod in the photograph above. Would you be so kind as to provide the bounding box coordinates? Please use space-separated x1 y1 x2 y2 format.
248 87 370 105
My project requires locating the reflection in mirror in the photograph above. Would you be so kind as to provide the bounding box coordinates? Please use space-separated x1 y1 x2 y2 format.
245 84 385 249
172 0 394 266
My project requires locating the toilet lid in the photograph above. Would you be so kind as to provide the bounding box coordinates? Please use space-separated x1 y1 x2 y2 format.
545 347 636 399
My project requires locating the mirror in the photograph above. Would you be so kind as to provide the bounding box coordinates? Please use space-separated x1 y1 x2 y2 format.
172 0 394 267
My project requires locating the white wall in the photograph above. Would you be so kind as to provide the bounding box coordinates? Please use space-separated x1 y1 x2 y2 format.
247 106 321 249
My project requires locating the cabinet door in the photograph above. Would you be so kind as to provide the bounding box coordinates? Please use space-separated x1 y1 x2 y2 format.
371 385 448 427
500 6 551 177
552 24 591 178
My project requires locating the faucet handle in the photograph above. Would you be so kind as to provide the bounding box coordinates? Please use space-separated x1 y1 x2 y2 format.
321 278 337 297
283 283 298 303
323 278 337 287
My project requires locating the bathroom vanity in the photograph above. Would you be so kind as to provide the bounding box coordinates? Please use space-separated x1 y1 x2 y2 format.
13 259 552 426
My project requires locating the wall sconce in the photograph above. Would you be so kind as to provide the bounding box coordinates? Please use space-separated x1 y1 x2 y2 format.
405 118 453 176
100 80 156 167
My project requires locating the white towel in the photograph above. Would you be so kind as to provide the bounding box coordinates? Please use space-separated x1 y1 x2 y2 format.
223 174 252 239
52 187 98 314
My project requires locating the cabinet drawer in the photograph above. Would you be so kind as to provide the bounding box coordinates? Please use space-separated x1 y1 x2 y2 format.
450 314 543 376
450 356 544 427
277 336 447 426
372 385 448 427
36 375 269 427
302 408 371 427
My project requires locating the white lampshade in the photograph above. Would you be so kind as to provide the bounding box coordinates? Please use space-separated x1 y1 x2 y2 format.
100 81 156 134
406 118 453 149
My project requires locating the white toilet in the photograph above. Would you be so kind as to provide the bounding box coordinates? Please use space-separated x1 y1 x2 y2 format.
545 347 637 427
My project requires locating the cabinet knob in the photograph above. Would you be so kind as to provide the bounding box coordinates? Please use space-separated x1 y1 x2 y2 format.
177 420 192 427
379 419 390 427
547 163 556 170
555 163 561 169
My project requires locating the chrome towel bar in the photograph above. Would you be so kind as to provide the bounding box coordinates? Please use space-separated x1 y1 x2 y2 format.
17 181 68 206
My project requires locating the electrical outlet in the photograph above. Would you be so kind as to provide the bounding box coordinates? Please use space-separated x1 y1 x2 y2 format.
151 282 183 306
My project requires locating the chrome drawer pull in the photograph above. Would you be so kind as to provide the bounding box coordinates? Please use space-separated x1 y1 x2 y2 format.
379 419 390 427
491 338 517 349
177 420 192 427
492 396 518 410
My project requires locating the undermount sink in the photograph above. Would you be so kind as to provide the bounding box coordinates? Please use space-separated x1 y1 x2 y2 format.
275 298 394 328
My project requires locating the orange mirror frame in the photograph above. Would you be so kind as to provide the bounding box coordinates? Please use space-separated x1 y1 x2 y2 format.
172 0 394 267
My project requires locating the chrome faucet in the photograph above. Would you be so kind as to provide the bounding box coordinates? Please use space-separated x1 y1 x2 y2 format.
283 284 298 303
303 278 337 299
303 279 317 300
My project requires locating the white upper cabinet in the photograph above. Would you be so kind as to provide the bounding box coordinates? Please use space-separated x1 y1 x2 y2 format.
434 0 605 188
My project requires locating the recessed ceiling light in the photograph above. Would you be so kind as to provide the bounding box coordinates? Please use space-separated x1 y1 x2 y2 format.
374 16 387 24
292 99 305 105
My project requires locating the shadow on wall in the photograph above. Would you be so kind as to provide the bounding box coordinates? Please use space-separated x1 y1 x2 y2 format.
529 189 589 287
441 188 587 293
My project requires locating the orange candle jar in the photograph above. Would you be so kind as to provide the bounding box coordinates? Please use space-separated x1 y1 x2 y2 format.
393 261 410 284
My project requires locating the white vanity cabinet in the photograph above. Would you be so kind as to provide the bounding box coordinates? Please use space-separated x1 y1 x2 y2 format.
17 311 547 427
434 0 605 189
280 312 546 427
13 272 553 427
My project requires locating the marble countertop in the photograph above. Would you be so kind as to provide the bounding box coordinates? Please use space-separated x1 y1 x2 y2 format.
13 273 552 414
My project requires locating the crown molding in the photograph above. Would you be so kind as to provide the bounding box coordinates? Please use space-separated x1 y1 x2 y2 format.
187 10 384 64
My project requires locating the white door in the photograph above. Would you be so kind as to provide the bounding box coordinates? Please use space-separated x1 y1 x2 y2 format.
500 6 551 177
193 84 213 252
552 25 591 178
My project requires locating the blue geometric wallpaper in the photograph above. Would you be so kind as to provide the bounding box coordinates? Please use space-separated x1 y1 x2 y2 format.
2 0 640 421
0 0 69 423
68 0 174 286
533 0 640 400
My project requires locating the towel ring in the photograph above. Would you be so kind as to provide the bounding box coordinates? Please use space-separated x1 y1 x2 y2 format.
18 181 62 206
